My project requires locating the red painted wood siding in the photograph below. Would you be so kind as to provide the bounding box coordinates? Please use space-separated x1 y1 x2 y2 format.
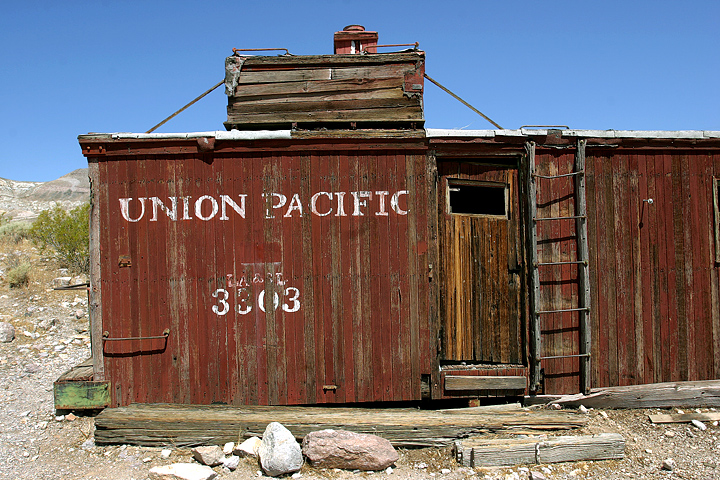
90 142 432 406
534 146 720 394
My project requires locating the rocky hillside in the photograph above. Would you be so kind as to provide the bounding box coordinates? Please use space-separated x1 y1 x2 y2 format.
0 169 90 222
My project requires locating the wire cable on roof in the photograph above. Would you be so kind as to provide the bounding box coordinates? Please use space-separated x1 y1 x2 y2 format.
146 79 225 134
424 73 503 130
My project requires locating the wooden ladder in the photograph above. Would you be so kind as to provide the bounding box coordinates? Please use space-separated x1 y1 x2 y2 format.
526 139 592 394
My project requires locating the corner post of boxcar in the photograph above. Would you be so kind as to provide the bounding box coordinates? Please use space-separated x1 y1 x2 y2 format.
426 150 442 400
87 159 105 381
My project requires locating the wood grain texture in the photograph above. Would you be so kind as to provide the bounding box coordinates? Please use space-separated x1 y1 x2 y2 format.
94 403 586 447
438 162 523 364
227 54 424 128
455 433 624 467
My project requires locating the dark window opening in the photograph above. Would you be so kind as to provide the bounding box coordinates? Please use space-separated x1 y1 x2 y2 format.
448 182 507 216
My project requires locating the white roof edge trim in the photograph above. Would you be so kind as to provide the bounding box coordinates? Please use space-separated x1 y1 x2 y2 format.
85 130 293 140
426 128 718 140
425 129 496 137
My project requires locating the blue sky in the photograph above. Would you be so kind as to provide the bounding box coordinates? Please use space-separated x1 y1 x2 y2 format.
1 1 718 181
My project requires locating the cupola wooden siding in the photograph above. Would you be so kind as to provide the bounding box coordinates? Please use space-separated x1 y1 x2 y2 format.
224 52 425 130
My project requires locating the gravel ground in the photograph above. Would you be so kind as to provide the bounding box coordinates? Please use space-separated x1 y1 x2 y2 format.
1 241 720 480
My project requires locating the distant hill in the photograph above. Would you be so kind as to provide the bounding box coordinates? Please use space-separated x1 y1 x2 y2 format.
0 168 90 222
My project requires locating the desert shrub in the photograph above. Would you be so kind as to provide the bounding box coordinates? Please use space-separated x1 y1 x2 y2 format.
7 262 30 288
0 221 32 244
29 203 90 274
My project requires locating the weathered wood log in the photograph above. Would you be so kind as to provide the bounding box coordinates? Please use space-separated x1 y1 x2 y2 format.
93 403 587 448
551 380 720 409
648 412 720 424
454 433 625 467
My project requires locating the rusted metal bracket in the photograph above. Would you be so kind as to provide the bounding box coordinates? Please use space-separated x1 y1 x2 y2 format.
102 328 170 342
83 144 106 156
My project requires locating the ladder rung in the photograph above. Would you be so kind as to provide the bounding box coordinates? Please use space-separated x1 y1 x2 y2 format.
533 171 583 179
540 353 591 360
536 260 587 267
536 307 590 315
534 215 586 221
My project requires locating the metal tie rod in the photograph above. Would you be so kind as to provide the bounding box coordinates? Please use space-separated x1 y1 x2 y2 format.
534 172 583 179
536 307 590 314
536 260 588 266
540 353 591 360
534 215 586 221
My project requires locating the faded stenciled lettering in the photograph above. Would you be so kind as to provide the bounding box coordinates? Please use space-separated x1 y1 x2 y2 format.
118 190 409 222
212 269 300 315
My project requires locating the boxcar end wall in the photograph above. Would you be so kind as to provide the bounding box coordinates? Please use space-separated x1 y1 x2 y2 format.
81 132 433 407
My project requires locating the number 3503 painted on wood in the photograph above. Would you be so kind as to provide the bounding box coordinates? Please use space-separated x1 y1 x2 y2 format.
211 287 300 315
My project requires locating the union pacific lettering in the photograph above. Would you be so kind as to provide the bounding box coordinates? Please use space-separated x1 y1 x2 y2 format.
118 190 409 222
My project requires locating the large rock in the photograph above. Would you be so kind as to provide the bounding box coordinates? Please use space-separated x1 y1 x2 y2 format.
148 463 217 480
0 322 15 343
190 445 224 466
302 429 398 471
258 422 303 477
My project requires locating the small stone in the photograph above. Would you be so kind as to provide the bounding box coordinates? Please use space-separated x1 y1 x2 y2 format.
148 463 218 480
291 473 302 479
530 472 547 480
665 431 676 437
0 322 15 343
662 458 676 471
645 448 653 454
53 277 72 288
599 411 609 419
713 421 718 427
143 457 152 463
234 437 262 457
692 419 707 431
386 466 393 474
551 404 562 410
223 442 235 455
440 468 451 474
161 449 172 459
55 415 65 422
578 405 588 414
676 409 684 414
415 462 428 469
222 455 240 471
191 445 224 466
75 310 85 319
65 413 77 421
81 439 95 449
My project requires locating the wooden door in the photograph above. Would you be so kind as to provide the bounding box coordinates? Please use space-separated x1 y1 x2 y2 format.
438 161 524 364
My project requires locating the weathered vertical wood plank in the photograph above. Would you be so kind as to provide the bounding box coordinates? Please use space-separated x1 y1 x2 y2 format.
88 160 104 382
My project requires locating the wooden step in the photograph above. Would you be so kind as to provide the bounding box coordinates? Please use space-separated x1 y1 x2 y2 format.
445 375 527 392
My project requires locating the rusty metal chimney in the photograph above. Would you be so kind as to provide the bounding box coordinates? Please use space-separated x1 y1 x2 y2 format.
334 25 378 54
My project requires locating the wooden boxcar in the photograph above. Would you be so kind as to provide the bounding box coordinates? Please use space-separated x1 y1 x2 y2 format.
71 26 720 408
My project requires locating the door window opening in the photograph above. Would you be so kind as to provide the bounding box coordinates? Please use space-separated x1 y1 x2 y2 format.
448 180 507 217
